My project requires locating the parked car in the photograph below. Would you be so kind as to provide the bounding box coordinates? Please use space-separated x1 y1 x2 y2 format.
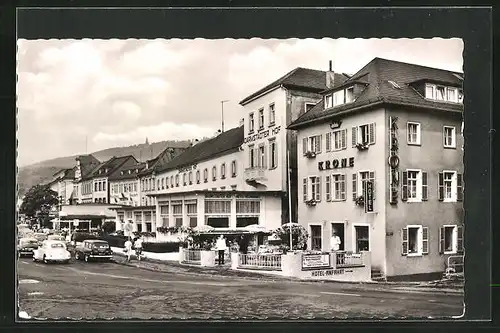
74 240 113 262
17 237 39 258
33 240 72 264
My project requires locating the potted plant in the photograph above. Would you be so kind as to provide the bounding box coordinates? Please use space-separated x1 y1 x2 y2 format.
355 142 369 151
355 195 365 207
305 199 317 206
305 151 317 158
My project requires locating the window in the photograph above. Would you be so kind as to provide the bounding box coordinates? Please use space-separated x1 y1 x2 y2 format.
221 163 226 179
258 144 266 168
188 171 193 185
425 83 461 103
205 200 231 214
269 103 276 126
402 226 429 256
304 176 321 202
310 225 322 251
204 168 208 183
331 174 346 201
95 183 98 192
173 204 183 227
305 102 316 112
439 225 464 254
249 144 256 168
196 170 201 184
269 140 277 169
231 160 237 177
212 166 217 181
186 202 197 227
352 123 376 146
326 129 347 152
443 126 456 148
161 178 164 190
325 94 333 108
402 170 427 202
157 179 161 190
249 112 255 133
352 171 375 201
439 171 462 202
175 175 180 187
302 135 322 155
258 108 264 129
170 176 174 187
354 225 370 252
407 122 421 145
103 182 106 191
183 173 187 186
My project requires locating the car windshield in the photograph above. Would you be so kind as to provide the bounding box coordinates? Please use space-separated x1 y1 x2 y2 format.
51 243 65 248
20 239 38 245
92 242 109 248
49 236 65 241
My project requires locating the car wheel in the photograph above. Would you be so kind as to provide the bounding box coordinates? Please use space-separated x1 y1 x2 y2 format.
43 255 48 264
32 256 36 262
75 252 80 260
84 255 89 262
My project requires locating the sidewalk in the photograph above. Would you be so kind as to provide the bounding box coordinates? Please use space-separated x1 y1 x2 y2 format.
111 250 464 295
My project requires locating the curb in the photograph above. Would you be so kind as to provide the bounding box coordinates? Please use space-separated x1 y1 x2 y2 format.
111 254 464 294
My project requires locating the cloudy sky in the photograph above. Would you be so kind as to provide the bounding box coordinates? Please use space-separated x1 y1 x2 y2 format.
17 38 463 166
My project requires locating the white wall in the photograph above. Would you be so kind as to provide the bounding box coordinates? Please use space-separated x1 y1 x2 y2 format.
240 88 288 191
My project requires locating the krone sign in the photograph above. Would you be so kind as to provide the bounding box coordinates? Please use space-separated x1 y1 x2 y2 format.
318 157 355 171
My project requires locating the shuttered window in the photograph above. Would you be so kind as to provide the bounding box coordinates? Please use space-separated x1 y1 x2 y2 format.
325 176 331 202
402 226 428 256
303 178 308 202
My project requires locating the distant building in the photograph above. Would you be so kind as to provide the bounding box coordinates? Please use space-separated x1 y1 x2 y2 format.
288 57 464 280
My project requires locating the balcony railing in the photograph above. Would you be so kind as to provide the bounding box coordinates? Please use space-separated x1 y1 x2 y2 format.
244 167 267 182
335 251 365 268
238 253 282 271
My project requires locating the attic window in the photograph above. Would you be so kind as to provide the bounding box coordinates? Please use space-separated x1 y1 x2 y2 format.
388 80 402 89
425 83 462 104
325 86 355 109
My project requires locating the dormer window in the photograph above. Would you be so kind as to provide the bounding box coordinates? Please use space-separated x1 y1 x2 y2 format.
196 170 201 184
425 83 462 103
324 86 355 109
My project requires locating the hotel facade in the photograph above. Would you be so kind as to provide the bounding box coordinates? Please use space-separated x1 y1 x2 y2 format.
288 58 464 280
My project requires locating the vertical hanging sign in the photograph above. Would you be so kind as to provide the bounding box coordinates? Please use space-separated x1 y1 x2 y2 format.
365 181 374 213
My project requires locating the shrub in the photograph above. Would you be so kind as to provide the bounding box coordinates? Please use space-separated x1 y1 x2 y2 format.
72 232 102 243
101 234 128 248
142 242 188 253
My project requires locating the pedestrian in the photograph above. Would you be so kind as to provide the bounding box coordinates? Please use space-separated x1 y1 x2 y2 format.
124 238 133 262
134 237 144 261
215 235 227 265
330 229 342 252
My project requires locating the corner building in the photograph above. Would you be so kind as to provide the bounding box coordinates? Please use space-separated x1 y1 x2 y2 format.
289 58 464 280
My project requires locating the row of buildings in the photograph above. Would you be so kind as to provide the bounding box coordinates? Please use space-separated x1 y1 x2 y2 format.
45 57 464 280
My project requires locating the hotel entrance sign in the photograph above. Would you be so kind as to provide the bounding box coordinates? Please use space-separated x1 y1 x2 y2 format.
364 181 374 213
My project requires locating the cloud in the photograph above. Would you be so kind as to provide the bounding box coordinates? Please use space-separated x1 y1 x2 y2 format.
17 38 463 166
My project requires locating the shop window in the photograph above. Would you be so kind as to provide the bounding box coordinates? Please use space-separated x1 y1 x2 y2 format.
206 217 229 228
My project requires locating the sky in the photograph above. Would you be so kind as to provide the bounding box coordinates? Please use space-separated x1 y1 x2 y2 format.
17 38 463 166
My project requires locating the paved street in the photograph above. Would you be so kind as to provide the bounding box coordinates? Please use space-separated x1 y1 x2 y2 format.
17 257 463 320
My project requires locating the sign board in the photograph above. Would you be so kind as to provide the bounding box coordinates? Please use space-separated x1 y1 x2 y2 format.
318 157 355 171
302 254 331 269
310 268 345 277
365 181 374 213
243 126 281 144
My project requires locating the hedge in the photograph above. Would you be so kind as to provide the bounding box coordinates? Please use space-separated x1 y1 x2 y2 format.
72 232 102 243
142 242 188 253
101 235 128 248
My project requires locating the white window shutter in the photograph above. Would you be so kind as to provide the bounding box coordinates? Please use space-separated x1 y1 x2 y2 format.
369 122 376 144
303 178 308 202
340 174 346 200
422 227 429 254
316 176 321 202
325 133 331 152
325 176 331 202
316 135 322 154
439 227 444 254
302 138 308 155
352 126 358 147
341 129 347 149
402 227 408 256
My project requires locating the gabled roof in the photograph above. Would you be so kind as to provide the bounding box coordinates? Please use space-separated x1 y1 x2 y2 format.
83 155 138 180
139 146 188 177
52 168 75 181
155 126 244 174
289 57 463 129
239 67 350 105
76 154 101 179
109 162 146 181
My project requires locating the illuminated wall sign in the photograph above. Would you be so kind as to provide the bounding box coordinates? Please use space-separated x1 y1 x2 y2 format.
318 157 354 171
244 126 281 144
178 164 197 173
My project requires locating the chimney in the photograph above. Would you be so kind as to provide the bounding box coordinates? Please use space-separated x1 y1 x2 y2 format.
326 60 335 89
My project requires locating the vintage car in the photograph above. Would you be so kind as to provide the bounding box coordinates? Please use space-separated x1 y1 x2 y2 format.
32 233 48 246
33 240 72 264
17 237 39 258
74 239 113 262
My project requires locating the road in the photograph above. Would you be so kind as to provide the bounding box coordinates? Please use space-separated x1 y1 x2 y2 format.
17 257 463 319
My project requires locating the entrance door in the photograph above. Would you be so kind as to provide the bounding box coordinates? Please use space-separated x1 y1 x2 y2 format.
354 225 370 252
331 223 345 251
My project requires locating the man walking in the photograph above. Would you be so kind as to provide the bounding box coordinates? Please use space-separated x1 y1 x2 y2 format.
215 235 227 265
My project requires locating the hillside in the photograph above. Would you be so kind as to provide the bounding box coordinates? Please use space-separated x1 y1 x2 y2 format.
17 140 191 197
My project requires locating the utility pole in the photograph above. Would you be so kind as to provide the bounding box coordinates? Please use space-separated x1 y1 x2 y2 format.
221 100 229 133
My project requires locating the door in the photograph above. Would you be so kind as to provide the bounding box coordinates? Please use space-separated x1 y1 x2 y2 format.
354 225 369 252
310 225 322 251
331 223 345 251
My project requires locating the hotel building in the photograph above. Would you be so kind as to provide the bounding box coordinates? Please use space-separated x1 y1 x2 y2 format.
288 58 464 280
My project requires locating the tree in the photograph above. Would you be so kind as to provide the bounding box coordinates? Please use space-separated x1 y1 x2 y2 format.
19 185 59 226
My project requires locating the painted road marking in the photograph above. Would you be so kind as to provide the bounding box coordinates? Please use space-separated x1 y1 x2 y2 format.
65 267 257 287
319 291 361 297
19 279 40 284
